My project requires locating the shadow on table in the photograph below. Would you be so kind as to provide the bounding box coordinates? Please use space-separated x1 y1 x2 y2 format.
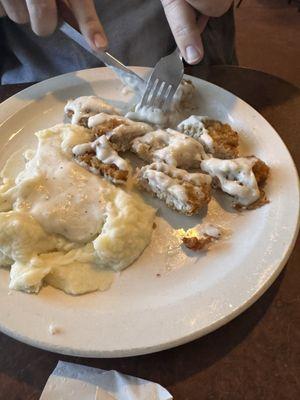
0 268 284 395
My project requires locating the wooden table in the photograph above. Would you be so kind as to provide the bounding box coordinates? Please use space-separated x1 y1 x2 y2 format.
0 66 299 400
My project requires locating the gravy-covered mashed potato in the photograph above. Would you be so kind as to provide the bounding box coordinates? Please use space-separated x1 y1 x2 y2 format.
0 124 155 295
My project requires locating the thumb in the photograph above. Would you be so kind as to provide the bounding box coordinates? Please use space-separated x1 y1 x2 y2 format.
161 0 208 64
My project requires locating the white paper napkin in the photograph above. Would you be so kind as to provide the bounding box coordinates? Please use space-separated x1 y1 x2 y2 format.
40 361 173 400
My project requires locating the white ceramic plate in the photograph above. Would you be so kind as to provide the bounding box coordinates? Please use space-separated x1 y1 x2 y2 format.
0 67 299 357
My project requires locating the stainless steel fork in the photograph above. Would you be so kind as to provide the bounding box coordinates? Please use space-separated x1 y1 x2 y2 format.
139 48 184 112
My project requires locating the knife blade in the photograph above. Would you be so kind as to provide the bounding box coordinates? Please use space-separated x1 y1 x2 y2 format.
59 22 145 94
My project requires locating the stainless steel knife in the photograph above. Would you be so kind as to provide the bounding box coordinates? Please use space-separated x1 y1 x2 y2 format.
59 22 145 94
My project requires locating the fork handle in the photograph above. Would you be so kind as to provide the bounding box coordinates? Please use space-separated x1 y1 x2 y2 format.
175 46 183 60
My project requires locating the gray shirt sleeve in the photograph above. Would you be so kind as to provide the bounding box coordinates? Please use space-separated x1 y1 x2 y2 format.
0 0 236 84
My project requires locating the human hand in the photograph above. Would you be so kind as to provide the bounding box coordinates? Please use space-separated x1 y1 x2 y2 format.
161 0 232 64
0 0 107 50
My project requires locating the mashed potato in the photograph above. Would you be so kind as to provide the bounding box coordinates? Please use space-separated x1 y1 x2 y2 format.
0 124 155 295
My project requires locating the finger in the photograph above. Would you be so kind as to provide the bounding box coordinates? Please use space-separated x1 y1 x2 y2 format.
0 3 6 17
25 0 57 36
161 0 206 64
1 0 29 24
186 0 232 17
197 14 209 33
70 0 108 50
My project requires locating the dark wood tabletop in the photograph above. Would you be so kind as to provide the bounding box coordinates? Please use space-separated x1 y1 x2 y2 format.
0 66 299 400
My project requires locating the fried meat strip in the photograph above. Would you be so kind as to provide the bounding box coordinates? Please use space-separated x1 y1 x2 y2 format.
72 135 130 184
65 96 120 126
88 113 152 151
178 116 239 159
136 162 212 215
131 129 207 169
201 156 270 208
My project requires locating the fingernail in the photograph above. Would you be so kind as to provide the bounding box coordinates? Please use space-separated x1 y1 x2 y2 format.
185 45 201 64
94 33 106 49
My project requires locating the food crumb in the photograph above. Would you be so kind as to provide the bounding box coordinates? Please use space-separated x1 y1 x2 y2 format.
182 235 213 251
176 223 222 251
48 324 61 335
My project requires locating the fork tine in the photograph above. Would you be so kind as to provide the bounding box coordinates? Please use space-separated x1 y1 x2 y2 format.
140 47 184 111
148 79 163 107
157 84 172 110
140 77 157 108
147 78 161 107
153 82 168 109
162 85 176 112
